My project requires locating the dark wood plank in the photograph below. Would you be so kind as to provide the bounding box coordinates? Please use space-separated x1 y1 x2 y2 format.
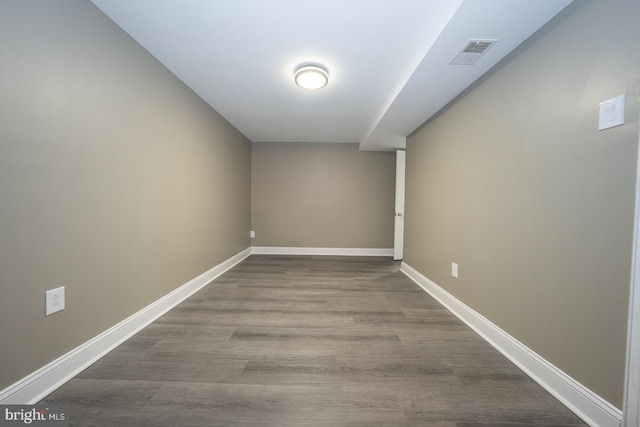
41 255 587 426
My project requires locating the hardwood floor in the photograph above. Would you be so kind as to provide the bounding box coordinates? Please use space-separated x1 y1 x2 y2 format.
41 255 586 426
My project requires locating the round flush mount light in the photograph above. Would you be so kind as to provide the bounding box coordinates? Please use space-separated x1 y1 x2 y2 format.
294 63 329 90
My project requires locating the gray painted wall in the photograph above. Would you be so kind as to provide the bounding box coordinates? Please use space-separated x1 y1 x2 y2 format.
251 142 395 249
405 0 639 408
0 0 251 390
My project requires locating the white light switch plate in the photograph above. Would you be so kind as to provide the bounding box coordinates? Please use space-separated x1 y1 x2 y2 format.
452 262 459 279
599 94 625 130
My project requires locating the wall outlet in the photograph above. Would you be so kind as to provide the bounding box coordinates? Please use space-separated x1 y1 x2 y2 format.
451 262 459 279
250 230 256 238
45 286 65 316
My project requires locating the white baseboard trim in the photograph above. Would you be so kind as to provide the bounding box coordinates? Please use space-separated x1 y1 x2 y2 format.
0 248 252 405
401 262 622 427
251 246 394 257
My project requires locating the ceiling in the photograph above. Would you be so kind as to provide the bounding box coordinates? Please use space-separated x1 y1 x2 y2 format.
90 0 573 151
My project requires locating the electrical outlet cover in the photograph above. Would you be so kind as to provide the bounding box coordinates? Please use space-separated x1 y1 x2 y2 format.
45 286 65 316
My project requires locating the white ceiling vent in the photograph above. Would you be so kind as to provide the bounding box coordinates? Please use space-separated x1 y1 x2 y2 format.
450 39 498 65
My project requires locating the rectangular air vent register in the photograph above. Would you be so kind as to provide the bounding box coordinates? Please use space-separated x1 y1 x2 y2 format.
450 39 498 65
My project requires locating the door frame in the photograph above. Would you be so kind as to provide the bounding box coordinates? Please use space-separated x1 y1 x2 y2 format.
393 150 406 260
623 112 640 426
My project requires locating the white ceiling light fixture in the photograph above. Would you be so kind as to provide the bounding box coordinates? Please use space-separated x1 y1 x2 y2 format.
294 63 329 90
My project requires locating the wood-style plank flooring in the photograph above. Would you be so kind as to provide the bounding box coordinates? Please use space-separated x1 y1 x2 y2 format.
41 255 587 426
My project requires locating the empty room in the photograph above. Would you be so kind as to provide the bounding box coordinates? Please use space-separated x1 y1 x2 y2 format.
1 1 639 426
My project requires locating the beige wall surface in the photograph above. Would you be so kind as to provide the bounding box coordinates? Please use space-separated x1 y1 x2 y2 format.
405 0 639 408
252 142 395 248
0 1 251 390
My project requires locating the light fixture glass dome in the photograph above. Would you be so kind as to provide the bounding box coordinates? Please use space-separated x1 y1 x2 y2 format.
294 63 329 90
